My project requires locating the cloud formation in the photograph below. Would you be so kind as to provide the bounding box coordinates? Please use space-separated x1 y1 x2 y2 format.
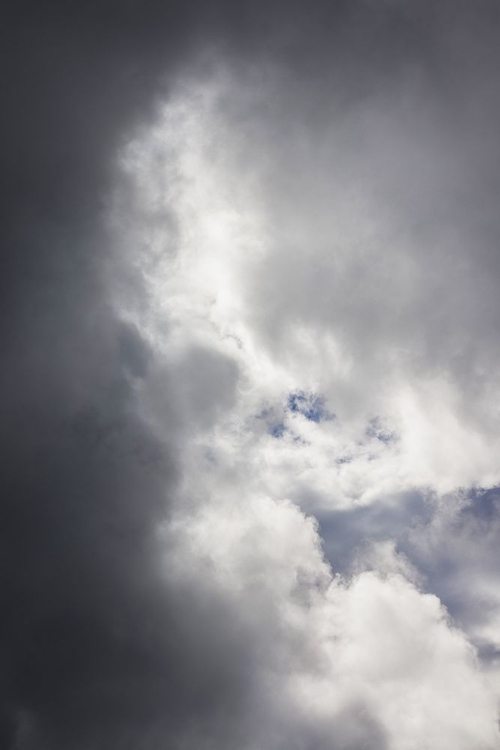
109 45 500 746
5 1 500 748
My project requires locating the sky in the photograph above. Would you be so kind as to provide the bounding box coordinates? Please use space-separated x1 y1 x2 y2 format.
3 1 500 748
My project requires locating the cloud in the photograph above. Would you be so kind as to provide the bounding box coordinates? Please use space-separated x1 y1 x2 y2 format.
5 1 500 748
108 39 500 745
163 491 499 749
116 57 500 510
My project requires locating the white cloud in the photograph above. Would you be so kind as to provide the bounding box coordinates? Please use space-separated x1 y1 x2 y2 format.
112 64 500 507
163 489 499 749
109 61 500 747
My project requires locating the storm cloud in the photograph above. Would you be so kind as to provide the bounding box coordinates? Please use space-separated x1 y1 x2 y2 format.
4 1 500 748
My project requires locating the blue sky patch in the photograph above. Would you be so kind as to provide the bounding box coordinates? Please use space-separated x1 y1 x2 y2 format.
287 391 334 423
271 423 286 438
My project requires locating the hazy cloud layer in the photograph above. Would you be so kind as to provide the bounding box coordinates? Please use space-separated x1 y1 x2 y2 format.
4 1 500 749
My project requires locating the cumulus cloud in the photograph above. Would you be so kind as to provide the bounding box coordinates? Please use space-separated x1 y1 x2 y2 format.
107 43 500 746
5 1 500 748
115 58 500 508
163 490 499 749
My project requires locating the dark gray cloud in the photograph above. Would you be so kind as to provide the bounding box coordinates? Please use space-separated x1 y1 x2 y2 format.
0 4 253 747
4 1 500 748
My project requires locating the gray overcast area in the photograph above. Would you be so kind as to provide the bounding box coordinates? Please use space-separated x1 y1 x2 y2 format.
3 1 500 748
